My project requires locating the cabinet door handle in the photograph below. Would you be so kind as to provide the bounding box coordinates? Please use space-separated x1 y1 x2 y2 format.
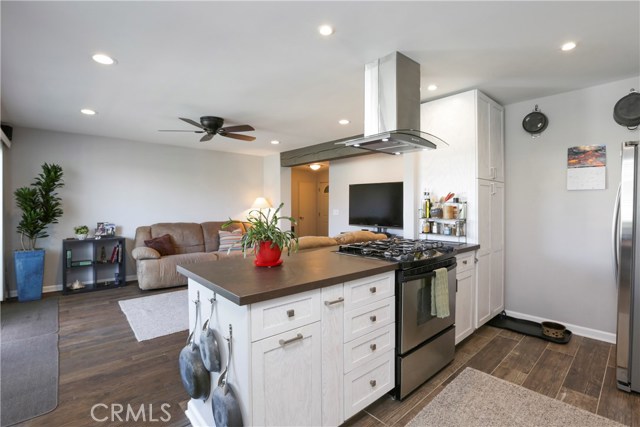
474 258 479 263
462 260 468 265
369 380 377 387
279 333 303 346
369 286 377 294
286 309 295 318
324 297 344 306
370 343 377 351
369 315 377 322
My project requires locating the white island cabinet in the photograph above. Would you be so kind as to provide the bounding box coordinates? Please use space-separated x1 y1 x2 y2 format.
184 270 396 427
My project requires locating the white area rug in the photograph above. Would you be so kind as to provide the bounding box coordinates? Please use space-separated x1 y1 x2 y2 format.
119 290 188 341
407 368 623 427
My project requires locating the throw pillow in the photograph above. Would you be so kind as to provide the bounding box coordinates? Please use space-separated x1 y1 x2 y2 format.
218 229 244 252
144 234 176 256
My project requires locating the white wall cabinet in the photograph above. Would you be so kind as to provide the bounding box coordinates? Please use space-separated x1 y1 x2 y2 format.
421 89 505 333
455 252 476 344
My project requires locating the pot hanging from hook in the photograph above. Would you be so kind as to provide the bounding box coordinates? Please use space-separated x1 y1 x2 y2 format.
522 105 549 138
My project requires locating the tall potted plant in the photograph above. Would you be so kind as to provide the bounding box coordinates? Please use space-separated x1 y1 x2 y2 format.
14 163 64 301
223 202 298 267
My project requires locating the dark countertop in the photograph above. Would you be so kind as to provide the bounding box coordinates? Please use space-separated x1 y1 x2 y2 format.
453 243 480 254
177 246 398 306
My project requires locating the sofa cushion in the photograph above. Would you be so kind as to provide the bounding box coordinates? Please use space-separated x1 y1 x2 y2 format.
150 223 205 254
298 236 338 250
333 231 388 245
136 252 219 290
218 229 244 253
144 234 176 256
202 221 244 252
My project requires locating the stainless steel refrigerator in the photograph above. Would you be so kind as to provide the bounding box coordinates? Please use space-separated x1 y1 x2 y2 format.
615 140 640 393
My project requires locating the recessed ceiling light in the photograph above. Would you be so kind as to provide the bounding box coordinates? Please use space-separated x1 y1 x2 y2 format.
561 41 577 51
270 140 280 145
427 84 438 91
309 163 322 171
353 144 360 147
80 108 97 115
382 138 389 142
394 152 401 155
318 25 334 36
92 53 116 65
338 119 350 125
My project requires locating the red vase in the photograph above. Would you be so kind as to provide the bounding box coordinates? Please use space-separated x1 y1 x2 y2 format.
254 241 283 267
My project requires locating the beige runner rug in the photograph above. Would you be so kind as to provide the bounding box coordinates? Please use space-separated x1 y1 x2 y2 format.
407 367 623 427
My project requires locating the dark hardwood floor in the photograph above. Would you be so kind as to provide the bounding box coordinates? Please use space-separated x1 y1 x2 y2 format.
5 284 639 426
347 326 640 427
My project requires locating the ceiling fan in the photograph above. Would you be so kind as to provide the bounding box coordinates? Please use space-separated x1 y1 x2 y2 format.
159 116 256 142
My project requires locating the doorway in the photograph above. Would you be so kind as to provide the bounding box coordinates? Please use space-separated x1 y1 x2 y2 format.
291 163 329 237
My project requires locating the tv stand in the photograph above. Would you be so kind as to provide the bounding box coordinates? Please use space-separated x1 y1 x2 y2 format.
374 227 394 238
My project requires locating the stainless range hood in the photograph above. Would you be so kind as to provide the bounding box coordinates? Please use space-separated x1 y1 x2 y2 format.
343 52 446 154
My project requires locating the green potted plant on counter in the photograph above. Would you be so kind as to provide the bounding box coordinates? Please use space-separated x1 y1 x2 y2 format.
14 163 64 301
223 202 298 267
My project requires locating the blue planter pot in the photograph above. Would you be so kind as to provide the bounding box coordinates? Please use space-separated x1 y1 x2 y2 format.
14 249 45 302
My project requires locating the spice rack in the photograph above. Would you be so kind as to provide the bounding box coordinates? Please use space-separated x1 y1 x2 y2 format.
417 196 467 243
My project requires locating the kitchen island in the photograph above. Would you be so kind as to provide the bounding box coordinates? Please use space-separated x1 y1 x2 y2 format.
177 246 399 427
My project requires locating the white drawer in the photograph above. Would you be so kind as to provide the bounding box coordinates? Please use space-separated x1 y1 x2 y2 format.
344 323 395 373
344 272 394 311
344 350 394 419
250 289 321 341
456 252 475 275
344 296 395 343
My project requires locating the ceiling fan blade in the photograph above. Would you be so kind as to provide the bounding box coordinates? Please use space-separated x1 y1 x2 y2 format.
158 130 205 133
221 124 254 133
179 117 205 129
200 133 214 142
222 133 256 142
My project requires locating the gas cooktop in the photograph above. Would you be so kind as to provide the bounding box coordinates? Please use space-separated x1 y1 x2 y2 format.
336 238 456 268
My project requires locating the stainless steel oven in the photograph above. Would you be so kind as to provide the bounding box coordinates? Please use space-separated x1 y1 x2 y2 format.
395 257 456 399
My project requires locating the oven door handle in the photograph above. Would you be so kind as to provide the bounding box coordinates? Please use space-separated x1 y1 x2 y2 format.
401 261 457 281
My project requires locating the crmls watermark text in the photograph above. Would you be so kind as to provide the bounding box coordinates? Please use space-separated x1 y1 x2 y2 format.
91 403 171 423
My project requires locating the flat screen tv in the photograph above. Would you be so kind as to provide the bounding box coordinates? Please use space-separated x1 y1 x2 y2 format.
349 182 403 229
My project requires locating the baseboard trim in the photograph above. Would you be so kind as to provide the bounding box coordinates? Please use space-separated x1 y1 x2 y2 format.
505 310 616 344
8 274 138 297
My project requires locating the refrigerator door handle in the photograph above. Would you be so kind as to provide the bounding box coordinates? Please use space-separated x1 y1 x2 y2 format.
613 183 622 284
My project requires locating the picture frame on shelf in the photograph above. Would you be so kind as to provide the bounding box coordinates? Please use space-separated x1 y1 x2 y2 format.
95 222 106 237
104 223 116 236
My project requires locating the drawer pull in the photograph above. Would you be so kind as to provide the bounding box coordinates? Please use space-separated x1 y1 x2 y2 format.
370 315 377 322
369 380 377 387
279 333 303 346
370 343 377 351
286 309 295 318
369 286 377 294
324 297 344 306
462 260 468 265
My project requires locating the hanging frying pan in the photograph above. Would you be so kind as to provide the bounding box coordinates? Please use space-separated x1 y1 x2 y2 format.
613 89 640 130
212 325 244 427
178 294 211 400
522 105 549 136
199 294 221 372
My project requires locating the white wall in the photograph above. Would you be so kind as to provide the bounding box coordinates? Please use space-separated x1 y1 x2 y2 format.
328 153 404 236
505 76 640 335
5 127 264 294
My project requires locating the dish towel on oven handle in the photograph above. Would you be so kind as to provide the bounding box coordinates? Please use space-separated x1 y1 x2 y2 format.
431 267 450 318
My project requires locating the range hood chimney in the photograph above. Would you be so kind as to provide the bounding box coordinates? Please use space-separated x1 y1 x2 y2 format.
344 52 445 154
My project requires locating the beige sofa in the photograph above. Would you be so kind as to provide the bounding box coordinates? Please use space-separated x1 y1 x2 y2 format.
132 221 246 290
132 222 387 290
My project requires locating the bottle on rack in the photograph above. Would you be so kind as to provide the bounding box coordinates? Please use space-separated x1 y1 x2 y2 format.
422 192 431 219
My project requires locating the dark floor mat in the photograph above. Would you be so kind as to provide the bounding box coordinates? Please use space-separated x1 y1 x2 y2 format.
487 311 571 344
